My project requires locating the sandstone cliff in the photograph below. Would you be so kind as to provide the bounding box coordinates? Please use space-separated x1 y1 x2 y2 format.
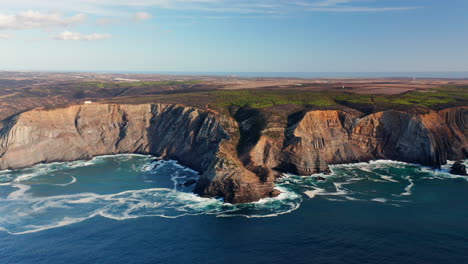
0 104 466 203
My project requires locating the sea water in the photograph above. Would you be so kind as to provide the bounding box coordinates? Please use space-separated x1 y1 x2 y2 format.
0 155 466 263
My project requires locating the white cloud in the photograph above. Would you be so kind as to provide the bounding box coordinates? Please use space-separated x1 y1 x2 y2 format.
133 12 152 21
55 31 111 41
0 33 10 39
0 10 86 30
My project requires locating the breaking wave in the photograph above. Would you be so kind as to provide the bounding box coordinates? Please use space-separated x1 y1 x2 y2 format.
0 156 465 235
0 155 301 234
282 159 467 206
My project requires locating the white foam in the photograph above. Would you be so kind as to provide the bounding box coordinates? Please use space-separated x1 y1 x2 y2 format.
331 182 349 195
67 160 98 168
344 196 361 201
54 176 77 186
400 177 414 196
380 175 399 183
0 183 303 234
304 188 325 198
13 215 99 235
13 169 46 182
330 160 408 169
371 198 388 203
0 169 12 176
7 184 31 200
93 153 151 160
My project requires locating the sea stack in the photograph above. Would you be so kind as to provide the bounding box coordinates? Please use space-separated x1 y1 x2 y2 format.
450 161 467 176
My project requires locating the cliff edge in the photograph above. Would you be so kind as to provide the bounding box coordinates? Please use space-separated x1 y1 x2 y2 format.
0 104 466 203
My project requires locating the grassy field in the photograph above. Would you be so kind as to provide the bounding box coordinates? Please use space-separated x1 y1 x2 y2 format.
103 85 467 114
211 86 468 110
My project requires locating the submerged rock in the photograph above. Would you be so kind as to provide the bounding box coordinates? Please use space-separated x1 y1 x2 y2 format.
315 176 326 181
450 161 467 176
182 179 197 187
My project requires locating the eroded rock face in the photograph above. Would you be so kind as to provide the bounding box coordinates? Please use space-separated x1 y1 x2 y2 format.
0 104 466 203
0 103 274 203
0 104 225 172
280 109 367 175
236 107 467 199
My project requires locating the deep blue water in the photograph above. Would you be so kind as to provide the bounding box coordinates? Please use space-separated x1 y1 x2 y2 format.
129 71 468 79
0 155 467 264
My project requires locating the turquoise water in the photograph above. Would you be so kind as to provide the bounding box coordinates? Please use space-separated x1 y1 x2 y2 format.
0 155 467 263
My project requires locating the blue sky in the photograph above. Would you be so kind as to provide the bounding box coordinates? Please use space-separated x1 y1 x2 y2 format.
0 0 467 72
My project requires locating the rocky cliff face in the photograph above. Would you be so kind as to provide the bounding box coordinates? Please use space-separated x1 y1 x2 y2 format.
0 103 275 203
0 104 225 172
0 104 466 203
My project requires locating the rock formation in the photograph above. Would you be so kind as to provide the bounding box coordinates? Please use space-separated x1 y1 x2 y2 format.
0 104 466 203
450 161 467 176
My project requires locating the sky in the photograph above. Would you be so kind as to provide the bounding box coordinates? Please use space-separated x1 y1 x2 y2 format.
0 0 467 73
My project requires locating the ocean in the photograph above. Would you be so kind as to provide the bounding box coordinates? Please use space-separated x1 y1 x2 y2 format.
135 72 468 79
26 70 468 79
0 155 467 264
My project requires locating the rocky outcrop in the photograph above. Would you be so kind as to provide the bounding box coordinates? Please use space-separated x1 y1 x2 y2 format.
450 161 467 176
0 104 466 203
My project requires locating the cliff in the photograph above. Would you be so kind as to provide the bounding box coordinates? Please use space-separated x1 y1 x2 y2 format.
0 104 466 203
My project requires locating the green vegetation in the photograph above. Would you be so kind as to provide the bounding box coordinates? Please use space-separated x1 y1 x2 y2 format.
103 85 467 113
211 86 467 110
386 86 468 107
212 90 336 108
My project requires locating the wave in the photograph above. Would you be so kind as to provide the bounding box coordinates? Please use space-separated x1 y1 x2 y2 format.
0 186 302 234
400 176 414 196
329 160 410 169
0 156 466 235
371 198 388 203
0 155 302 235
288 159 465 205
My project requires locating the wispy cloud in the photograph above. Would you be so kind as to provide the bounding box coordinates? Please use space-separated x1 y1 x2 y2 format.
0 1 418 41
301 0 353 7
292 0 417 12
55 30 111 41
96 12 152 26
306 6 417 12
133 12 152 21
0 10 86 30
0 0 418 15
